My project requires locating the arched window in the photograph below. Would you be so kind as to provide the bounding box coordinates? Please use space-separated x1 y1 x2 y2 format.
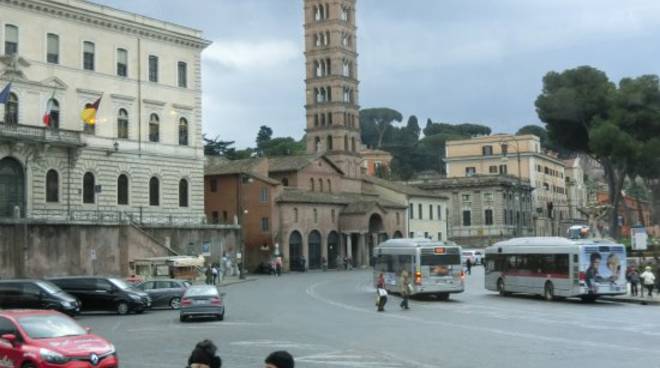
314 88 320 103
149 113 159 142
5 93 18 124
293 208 299 222
314 60 321 77
117 108 129 139
149 177 159 206
45 98 60 129
313 209 318 223
328 112 333 125
320 114 326 126
325 31 330 46
179 179 189 207
351 137 356 152
319 179 323 192
310 178 315 191
326 58 331 75
314 137 321 152
320 88 326 102
314 114 319 127
326 86 332 101
83 172 95 204
117 174 129 205
344 135 348 151
327 179 331 193
326 135 333 150
179 117 189 146
46 169 59 203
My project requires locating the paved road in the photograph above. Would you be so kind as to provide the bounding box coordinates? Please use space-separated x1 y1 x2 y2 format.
80 267 660 368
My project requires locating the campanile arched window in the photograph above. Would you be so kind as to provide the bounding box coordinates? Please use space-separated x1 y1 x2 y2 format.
179 179 189 207
117 108 129 139
149 113 159 142
5 93 18 124
179 117 189 146
46 169 59 203
149 177 159 206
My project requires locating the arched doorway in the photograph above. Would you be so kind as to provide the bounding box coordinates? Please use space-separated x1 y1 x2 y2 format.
393 231 403 239
368 214 384 266
0 157 24 217
308 230 322 270
289 231 303 271
327 231 339 269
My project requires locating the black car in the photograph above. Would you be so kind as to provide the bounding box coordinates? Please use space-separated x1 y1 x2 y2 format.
0 279 80 316
48 276 151 315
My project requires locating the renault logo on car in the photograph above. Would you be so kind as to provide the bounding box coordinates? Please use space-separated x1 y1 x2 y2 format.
90 353 99 366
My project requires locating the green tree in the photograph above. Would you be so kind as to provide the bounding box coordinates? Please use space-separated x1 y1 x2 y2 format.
256 125 273 151
203 135 236 156
516 124 548 144
360 108 403 148
261 137 306 157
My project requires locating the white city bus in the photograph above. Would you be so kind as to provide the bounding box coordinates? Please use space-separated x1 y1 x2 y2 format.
373 238 464 300
484 237 627 302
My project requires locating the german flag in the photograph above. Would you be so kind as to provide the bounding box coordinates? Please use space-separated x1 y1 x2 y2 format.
81 97 101 125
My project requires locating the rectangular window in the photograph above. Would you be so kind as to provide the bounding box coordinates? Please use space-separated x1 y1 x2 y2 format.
178 61 187 88
438 232 442 241
331 209 336 223
429 204 433 220
418 204 423 220
409 232 414 238
396 212 400 225
4 25 18 55
482 145 493 156
210 178 217 192
462 194 471 202
485 209 494 225
489 165 498 174
501 144 508 155
117 48 128 77
483 192 493 202
260 187 269 202
148 55 158 82
83 41 95 71
437 205 442 221
465 167 476 176
211 211 219 224
46 33 59 64
424 232 429 239
409 203 413 219
499 164 508 174
261 217 269 232
462 210 471 226
222 211 228 223
503 209 508 225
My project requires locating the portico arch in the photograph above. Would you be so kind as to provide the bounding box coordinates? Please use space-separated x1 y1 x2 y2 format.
308 230 322 270
0 157 25 218
327 231 339 269
289 231 303 271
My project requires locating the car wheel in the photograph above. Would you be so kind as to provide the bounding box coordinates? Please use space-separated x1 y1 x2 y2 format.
217 313 224 321
497 278 508 296
135 308 145 314
544 282 555 301
580 295 598 303
179 315 187 322
169 297 182 310
117 302 129 315
437 293 450 301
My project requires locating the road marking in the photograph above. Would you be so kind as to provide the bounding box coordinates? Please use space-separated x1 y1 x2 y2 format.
230 340 326 350
124 321 268 333
306 280 660 355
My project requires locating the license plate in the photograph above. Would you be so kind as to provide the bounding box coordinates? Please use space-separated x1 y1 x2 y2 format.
193 300 207 305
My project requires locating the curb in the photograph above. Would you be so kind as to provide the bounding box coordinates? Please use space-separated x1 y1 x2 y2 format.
218 278 257 287
600 296 660 305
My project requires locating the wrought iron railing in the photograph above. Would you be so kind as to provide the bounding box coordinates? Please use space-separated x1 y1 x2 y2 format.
0 123 82 146
23 208 210 226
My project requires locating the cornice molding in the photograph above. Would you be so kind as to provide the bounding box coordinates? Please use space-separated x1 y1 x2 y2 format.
172 103 194 111
142 98 166 107
110 93 135 102
2 0 212 49
76 88 102 96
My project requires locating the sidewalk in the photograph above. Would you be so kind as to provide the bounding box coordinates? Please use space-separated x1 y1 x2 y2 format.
217 274 257 287
599 287 660 305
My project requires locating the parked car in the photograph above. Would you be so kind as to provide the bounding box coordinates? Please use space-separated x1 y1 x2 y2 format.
135 279 191 309
48 276 151 315
0 309 118 368
0 280 80 316
179 285 225 322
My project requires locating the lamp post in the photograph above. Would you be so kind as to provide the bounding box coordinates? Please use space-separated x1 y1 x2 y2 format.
237 174 253 279
501 137 524 237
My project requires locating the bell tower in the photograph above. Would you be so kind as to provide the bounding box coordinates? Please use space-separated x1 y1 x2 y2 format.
303 0 361 178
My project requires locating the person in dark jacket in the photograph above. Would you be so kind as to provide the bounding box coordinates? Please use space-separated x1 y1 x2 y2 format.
188 340 221 368
264 350 294 368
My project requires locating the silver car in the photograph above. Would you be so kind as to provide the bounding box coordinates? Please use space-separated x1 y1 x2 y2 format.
179 285 225 322
136 279 191 310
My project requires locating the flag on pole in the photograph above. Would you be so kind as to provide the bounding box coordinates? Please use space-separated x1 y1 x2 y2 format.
81 96 101 125
0 83 11 104
42 91 56 127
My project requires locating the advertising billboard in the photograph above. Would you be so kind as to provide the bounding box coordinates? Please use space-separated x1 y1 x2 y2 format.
581 245 627 294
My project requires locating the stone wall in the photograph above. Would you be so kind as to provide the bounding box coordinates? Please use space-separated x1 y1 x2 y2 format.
0 223 238 279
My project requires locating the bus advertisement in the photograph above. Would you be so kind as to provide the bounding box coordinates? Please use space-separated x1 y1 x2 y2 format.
581 245 626 295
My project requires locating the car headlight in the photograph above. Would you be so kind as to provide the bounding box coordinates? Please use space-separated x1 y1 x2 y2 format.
40 348 69 364
61 301 73 308
130 294 142 301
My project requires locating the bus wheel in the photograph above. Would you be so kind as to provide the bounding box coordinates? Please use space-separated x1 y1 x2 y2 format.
497 279 507 296
580 295 598 303
544 282 555 301
437 293 449 301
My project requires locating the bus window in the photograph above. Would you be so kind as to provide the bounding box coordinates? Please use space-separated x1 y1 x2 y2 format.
398 255 413 273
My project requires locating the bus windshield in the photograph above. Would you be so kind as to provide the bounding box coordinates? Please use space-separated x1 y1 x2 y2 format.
421 254 461 277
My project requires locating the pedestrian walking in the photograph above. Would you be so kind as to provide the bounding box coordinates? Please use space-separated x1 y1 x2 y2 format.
187 339 222 368
212 265 219 285
376 284 388 312
466 258 472 275
321 256 327 271
629 268 640 297
399 270 411 310
275 256 282 277
264 350 294 368
205 265 212 285
640 266 656 298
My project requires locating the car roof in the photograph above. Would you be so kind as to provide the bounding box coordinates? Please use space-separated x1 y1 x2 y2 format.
46 276 109 279
0 309 63 318
0 279 40 283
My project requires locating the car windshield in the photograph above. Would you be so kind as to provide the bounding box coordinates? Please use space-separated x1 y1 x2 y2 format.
185 286 218 297
36 281 64 294
18 315 86 339
109 278 133 290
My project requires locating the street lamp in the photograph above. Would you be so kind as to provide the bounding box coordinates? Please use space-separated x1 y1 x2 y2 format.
501 137 524 237
237 174 253 279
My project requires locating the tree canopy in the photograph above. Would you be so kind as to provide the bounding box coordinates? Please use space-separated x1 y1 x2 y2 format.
360 108 403 149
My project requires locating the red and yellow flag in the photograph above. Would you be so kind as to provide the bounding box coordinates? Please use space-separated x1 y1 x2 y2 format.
81 97 101 125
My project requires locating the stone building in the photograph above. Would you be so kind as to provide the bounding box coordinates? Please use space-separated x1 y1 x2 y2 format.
408 174 535 247
0 0 238 278
360 148 392 177
445 134 568 236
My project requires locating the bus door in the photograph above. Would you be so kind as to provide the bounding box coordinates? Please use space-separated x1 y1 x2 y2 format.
420 247 462 286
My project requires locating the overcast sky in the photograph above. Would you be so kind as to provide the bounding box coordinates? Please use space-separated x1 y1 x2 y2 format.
94 0 660 148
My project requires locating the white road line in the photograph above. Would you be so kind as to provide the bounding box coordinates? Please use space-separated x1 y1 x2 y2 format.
306 280 660 355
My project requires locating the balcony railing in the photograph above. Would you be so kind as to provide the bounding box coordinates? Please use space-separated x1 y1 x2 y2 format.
7 208 210 226
0 123 83 147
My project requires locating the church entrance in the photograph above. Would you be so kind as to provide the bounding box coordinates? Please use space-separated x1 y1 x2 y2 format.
289 231 303 271
0 157 24 218
308 230 322 270
327 231 339 269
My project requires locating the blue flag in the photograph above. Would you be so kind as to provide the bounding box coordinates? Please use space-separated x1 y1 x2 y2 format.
0 83 11 104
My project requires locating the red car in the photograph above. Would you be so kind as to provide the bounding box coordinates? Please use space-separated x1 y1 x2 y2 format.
0 310 118 368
